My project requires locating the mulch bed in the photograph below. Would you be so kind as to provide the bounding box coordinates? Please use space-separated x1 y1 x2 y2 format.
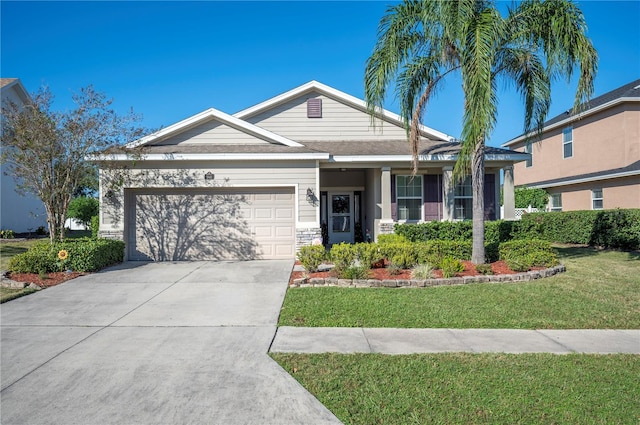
8 272 86 288
290 260 531 285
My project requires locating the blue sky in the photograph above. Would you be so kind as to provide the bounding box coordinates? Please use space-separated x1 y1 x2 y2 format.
2 1 639 147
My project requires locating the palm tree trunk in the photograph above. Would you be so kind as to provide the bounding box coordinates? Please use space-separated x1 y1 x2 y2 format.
471 138 485 264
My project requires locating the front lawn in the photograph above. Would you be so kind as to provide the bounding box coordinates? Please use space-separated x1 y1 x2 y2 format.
279 247 640 329
0 239 39 270
0 287 36 303
272 352 640 425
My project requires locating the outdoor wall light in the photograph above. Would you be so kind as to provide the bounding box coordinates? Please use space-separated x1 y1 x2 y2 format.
306 188 318 206
204 172 215 180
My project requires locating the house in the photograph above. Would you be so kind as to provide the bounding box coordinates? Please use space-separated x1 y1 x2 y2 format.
0 78 47 234
502 79 640 212
98 81 527 261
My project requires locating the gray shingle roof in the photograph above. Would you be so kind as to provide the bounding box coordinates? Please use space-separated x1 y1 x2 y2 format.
524 160 640 188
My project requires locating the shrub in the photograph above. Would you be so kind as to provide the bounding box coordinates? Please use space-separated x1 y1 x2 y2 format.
379 243 417 269
440 256 464 278
297 245 327 272
377 233 408 244
91 215 100 239
590 209 640 250
354 243 384 269
499 239 559 272
339 265 371 280
329 243 357 272
67 196 99 229
386 263 403 276
35 226 47 236
411 263 434 279
475 264 493 275
1 229 16 239
516 211 596 244
8 238 125 273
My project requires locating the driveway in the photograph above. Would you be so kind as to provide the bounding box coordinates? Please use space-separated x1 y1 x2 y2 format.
1 261 341 425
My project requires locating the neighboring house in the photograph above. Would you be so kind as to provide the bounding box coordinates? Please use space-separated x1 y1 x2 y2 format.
502 79 640 212
0 78 47 233
98 81 527 261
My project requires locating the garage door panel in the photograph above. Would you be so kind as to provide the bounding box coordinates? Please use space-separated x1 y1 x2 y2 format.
128 188 295 261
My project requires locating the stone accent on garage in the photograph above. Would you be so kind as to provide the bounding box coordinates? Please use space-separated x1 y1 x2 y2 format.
98 230 124 240
296 227 323 251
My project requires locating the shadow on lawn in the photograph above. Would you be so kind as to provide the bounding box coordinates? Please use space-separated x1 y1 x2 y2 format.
555 245 640 262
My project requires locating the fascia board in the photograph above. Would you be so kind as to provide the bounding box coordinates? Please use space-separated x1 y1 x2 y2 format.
234 80 454 142
127 107 304 149
329 153 530 162
90 152 330 161
502 97 640 147
527 169 640 189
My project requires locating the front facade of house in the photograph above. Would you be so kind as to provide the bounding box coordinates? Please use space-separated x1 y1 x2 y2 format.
99 81 527 261
502 79 640 212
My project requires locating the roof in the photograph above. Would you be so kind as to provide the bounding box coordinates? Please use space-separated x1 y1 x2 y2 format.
522 160 640 189
0 78 30 104
0 78 18 88
503 78 640 147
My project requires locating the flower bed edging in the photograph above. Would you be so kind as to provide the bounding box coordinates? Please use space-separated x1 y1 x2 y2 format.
291 264 566 288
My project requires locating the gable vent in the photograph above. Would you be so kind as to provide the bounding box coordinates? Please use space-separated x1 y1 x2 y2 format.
307 98 322 118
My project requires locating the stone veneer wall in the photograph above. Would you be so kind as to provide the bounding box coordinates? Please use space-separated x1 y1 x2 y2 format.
296 227 323 251
378 222 394 236
98 230 124 240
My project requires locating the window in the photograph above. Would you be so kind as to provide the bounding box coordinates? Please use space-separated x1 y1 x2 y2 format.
396 175 422 220
562 126 573 158
454 177 473 220
592 189 603 210
525 141 532 167
550 194 562 212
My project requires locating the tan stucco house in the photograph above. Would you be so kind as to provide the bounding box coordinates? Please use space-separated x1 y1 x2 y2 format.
1 78 47 233
99 81 527 261
502 79 640 212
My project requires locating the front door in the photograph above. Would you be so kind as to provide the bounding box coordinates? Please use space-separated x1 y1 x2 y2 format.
328 192 354 244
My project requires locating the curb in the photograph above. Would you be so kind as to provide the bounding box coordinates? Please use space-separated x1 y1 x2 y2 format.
290 264 566 288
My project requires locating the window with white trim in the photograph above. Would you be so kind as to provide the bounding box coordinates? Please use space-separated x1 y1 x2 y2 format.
396 175 422 220
592 189 603 210
562 126 573 158
454 177 473 220
525 141 532 167
550 194 562 212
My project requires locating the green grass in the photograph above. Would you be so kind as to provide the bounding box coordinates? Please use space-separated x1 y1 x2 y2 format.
272 353 640 425
0 239 40 270
279 247 640 329
0 287 36 303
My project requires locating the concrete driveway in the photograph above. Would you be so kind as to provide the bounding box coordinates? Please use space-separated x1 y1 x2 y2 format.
1 261 341 425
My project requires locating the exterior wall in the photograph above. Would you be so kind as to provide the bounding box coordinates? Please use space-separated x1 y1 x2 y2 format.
547 175 640 211
245 93 409 141
1 82 48 233
511 103 640 187
99 160 318 239
155 119 271 145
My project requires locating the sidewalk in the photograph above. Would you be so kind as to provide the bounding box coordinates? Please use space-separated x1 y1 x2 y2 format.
270 327 640 354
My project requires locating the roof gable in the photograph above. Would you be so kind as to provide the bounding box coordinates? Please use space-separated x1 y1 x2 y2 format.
128 107 303 148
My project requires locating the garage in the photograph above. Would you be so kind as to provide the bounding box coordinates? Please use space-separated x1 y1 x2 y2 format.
125 187 295 261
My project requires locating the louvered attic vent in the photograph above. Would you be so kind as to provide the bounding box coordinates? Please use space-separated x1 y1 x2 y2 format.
307 98 322 118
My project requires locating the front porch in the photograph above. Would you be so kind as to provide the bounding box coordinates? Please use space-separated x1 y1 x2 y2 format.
315 165 517 246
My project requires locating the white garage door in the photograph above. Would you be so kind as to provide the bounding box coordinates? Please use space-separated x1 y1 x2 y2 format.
126 188 295 261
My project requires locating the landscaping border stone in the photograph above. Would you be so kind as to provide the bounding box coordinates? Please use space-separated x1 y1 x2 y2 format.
290 264 567 288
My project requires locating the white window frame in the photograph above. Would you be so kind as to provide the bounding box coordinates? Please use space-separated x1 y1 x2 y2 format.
525 141 532 167
591 189 603 210
396 175 423 221
562 126 573 159
453 176 473 220
550 194 562 212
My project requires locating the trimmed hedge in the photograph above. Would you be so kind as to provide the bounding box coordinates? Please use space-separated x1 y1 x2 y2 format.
518 209 640 249
8 238 125 273
499 239 559 272
91 215 100 239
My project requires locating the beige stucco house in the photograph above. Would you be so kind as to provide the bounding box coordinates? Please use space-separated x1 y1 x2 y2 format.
1 78 47 233
99 81 527 261
503 79 640 212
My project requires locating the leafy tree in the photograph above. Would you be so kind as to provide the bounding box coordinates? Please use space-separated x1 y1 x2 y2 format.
67 196 99 229
1 85 144 242
365 0 597 263
515 186 548 209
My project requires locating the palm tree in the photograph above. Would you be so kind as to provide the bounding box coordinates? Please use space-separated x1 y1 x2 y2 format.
365 0 597 264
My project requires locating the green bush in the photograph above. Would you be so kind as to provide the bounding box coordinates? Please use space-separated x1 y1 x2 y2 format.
377 233 408 244
499 239 559 272
67 196 99 229
354 243 384 269
1 229 16 239
339 265 371 280
440 256 464 278
329 243 357 272
297 245 327 272
589 209 640 250
91 215 99 239
411 263 434 279
8 238 125 273
475 263 493 275
379 243 417 269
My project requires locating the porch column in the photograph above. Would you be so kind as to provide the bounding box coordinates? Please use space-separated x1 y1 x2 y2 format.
380 166 392 220
442 166 455 221
503 165 516 220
